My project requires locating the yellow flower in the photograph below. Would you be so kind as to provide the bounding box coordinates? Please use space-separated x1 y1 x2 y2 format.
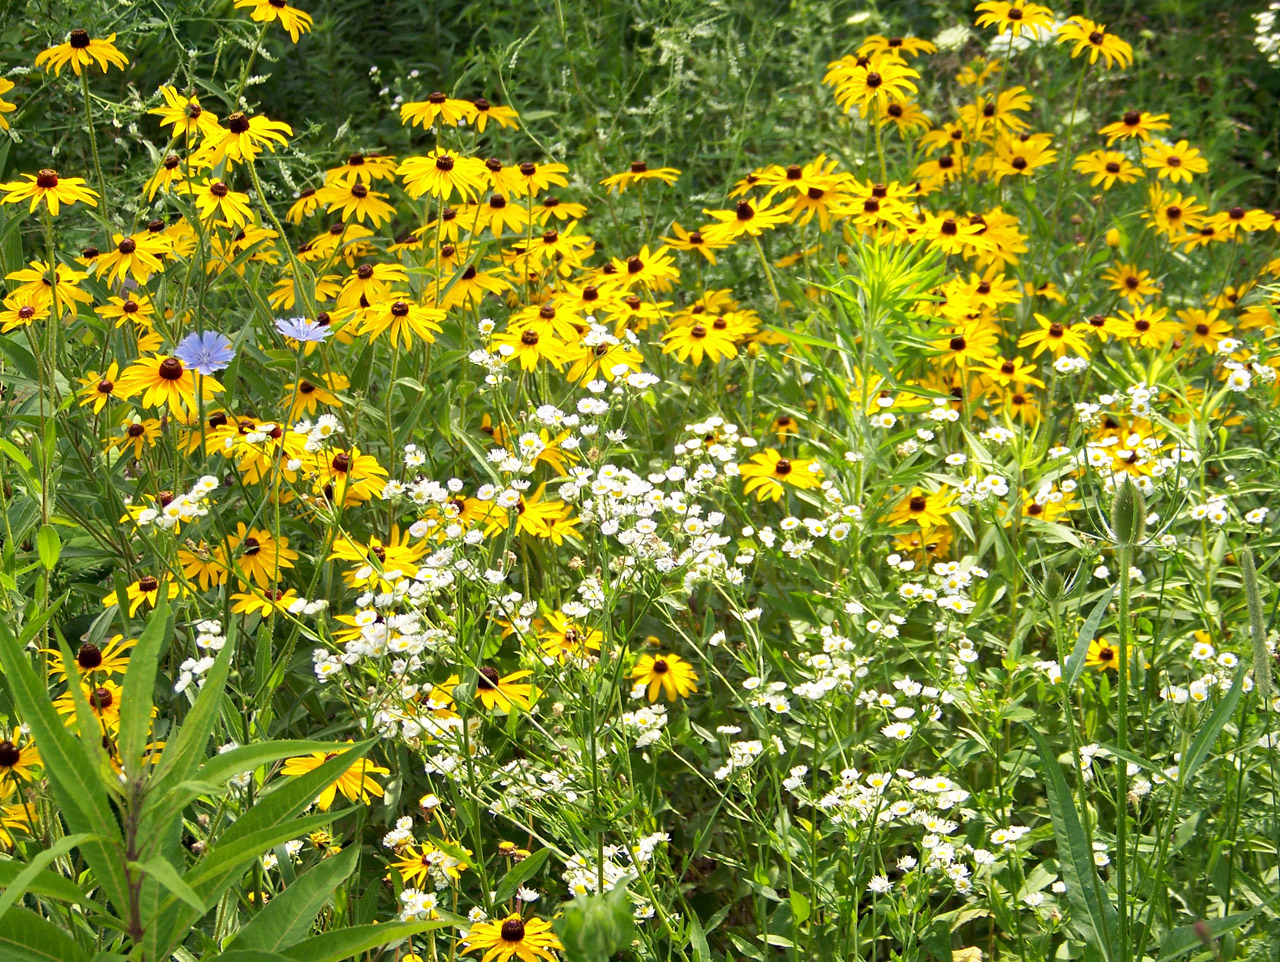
185 178 254 227
280 742 390 810
600 161 682 192
116 355 223 411
538 611 603 661
1102 262 1160 304
886 486 959 529
398 149 488 202
460 913 562 962
0 294 48 334
195 111 292 167
310 447 389 506
35 30 129 76
825 54 919 117
314 180 396 227
225 524 298 588
701 198 792 244
149 86 221 141
77 362 119 413
103 575 182 616
1098 110 1170 146
235 0 314 42
110 417 164 458
1017 313 1091 358
1072 150 1141 189
0 734 42 781
1055 17 1133 69
0 78 15 130
94 231 171 285
54 680 125 731
662 320 738 366
393 840 471 886
474 668 537 712
399 91 477 129
44 635 135 682
1141 140 1208 184
631 653 698 702
738 449 823 502
1085 637 1118 672
0 169 98 216
471 97 520 131
974 0 1055 37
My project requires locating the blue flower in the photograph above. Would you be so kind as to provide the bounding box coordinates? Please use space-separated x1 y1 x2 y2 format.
173 331 235 375
275 315 332 343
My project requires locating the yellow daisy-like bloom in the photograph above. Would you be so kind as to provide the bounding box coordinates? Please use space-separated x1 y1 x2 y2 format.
196 111 293 167
0 734 42 782
738 448 823 502
858 35 938 59
111 417 163 459
400 91 477 129
461 913 563 962
329 527 426 591
149 85 221 141
1072 150 1141 190
1141 140 1208 184
225 523 299 588
631 652 699 703
0 169 98 216
103 574 182 616
1085 637 1119 672
399 149 488 202
0 78 15 130
600 160 682 192
0 294 48 334
310 447 389 506
393 840 471 886
471 97 520 131
116 355 223 411
829 55 919 117
1017 313 1091 358
474 668 537 712
1102 262 1160 304
280 742 390 810
314 180 395 227
1055 17 1134 70
974 0 1055 37
1109 305 1174 348
44 635 135 682
185 179 253 227
77 362 119 414
538 611 603 661
1098 110 1170 146
234 0 314 42
663 222 731 265
988 133 1057 182
1177 308 1232 352
661 320 738 366
886 486 959 529
54 680 124 732
701 198 791 244
35 29 129 76
94 231 171 285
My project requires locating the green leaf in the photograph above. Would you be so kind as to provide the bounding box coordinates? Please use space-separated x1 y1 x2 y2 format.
0 835 93 920
0 617 130 913
119 595 172 773
1179 662 1246 788
214 952 294 962
1064 585 1116 687
1027 725 1117 960
0 858 90 907
229 844 358 952
34 525 59 571
553 886 636 962
1155 909 1260 962
0 905 91 962
493 848 551 904
280 920 450 962
130 856 205 914
149 624 237 794
688 911 711 962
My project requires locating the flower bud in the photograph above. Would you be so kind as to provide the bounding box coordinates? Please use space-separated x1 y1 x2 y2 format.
1111 479 1146 548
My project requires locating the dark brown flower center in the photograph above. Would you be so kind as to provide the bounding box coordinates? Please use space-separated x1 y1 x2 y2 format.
210 181 229 198
91 687 113 710
138 575 159 592
391 300 410 317
690 324 707 339
158 357 184 380
910 496 927 512
350 183 368 199
949 336 966 351
127 423 145 437
0 742 20 767
1049 323 1064 337
357 264 374 279
478 667 501 690
118 238 136 254
520 329 540 346
1195 323 1210 335
36 169 59 189
500 918 525 941
331 452 352 473
97 378 113 393
242 537 261 556
865 72 882 88
1122 110 1141 126
164 155 181 170
428 91 447 104
69 29 91 48
77 643 103 668
1088 30 1104 45
436 154 455 172
627 255 644 273
735 201 754 221
227 112 250 134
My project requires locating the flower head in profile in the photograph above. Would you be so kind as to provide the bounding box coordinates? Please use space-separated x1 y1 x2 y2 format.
235 0 314 43
0 169 98 216
974 1 1055 38
0 79 17 130
600 161 681 192
35 30 129 76
195 111 293 167
173 331 236 375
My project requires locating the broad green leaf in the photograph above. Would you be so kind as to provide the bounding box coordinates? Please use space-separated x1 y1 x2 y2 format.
0 858 90 907
0 618 130 913
1064 585 1115 687
130 856 204 914
34 525 59 571
280 920 450 962
119 595 172 774
554 886 636 962
493 847 551 904
0 905 91 962
1028 725 1117 961
0 834 92 921
229 844 358 952
213 952 294 962
1155 909 1260 962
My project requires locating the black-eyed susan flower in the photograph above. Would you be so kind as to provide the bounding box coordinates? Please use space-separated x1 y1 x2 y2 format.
886 486 959 528
224 523 298 588
976 355 1044 390
974 0 1055 37
0 734 41 782
96 294 157 329
1207 206 1273 237
179 543 228 591
399 91 476 129
185 178 253 227
600 161 681 192
196 111 292 166
631 652 698 702
828 54 919 117
94 231 170 284
117 355 223 410
469 193 530 238
474 668 536 712
393 840 471 886
398 149 488 202
77 362 119 413
957 86 1032 137
1073 150 1141 190
324 152 397 186
280 742 390 810
44 635 134 682
145 154 187 200
538 611 603 661
311 447 388 506
532 195 588 224
460 913 562 962
149 86 221 141
438 262 513 311
663 222 730 265
283 372 346 419
470 97 519 131
1109 305 1174 348
0 168 98 216
858 35 938 58
989 133 1057 182
35 29 128 76
1177 308 1232 352
1103 262 1160 304
6 259 92 315
1141 140 1207 183
738 449 822 502
103 575 182 616
512 160 569 196
356 297 444 350
610 244 681 288
1017 313 1091 358
1099 110 1170 145
0 295 48 333
111 417 163 458
1085 637 1118 672
234 0 314 42
54 680 124 731
1056 17 1134 69
661 320 737 365
933 324 1000 366
1142 187 1206 238
314 180 396 227
285 188 320 223
231 587 302 617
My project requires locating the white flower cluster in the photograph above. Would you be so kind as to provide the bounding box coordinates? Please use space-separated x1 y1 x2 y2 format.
175 620 226 694
620 703 667 747
130 475 219 529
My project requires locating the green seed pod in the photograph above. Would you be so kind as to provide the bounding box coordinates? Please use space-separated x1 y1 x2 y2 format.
1110 479 1146 548
1041 568 1066 604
